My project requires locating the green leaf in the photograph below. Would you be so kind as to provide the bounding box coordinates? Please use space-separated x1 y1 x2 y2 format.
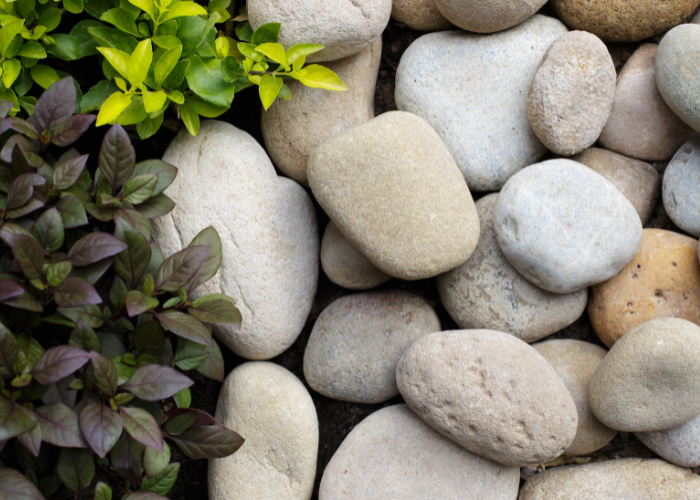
124 290 159 317
291 64 347 91
152 36 181 50
128 38 152 88
38 8 62 32
16 418 41 456
179 101 199 136
0 20 25 58
255 42 286 66
144 440 170 478
134 320 165 355
135 193 176 218
56 305 105 328
160 1 207 22
17 42 47 59
154 45 181 87
0 468 44 500
128 0 154 19
56 195 88 228
132 160 177 196
140 90 165 115
46 34 82 61
136 113 164 140
81 80 119 113
111 433 145 487
88 26 138 54
112 354 137 385
121 364 193 401
188 299 241 328
187 96 227 117
169 424 244 459
154 310 213 347
2 59 20 88
237 42 264 63
94 481 112 500
64 0 85 14
162 59 189 90
96 47 130 80
46 261 72 288
122 174 158 204
110 276 128 311
235 21 253 43
173 387 191 408
286 43 324 65
172 339 207 371
68 318 101 353
57 448 95 492
116 96 148 126
185 55 236 108
30 64 59 89
140 462 178 495
114 218 152 290
164 410 195 434
34 403 87 448
251 22 280 46
91 351 118 396
32 207 64 253
101 8 141 37
119 405 163 450
0 396 37 440
258 74 282 110
96 91 131 126
0 325 19 376
0 233 44 286
79 401 123 458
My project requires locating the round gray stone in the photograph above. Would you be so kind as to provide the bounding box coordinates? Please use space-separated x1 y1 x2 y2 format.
433 0 547 33
663 138 700 237
635 414 700 467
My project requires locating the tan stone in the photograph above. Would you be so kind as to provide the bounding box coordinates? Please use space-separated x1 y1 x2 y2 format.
589 229 700 348
391 0 452 31
433 0 546 33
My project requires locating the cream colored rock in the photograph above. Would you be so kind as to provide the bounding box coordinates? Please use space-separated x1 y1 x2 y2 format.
209 362 319 500
636 414 700 468
434 0 546 33
391 0 452 31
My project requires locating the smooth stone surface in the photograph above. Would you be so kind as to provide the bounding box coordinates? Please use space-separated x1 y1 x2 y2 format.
395 16 568 191
527 31 615 156
433 0 547 33
589 317 700 432
262 39 381 185
571 147 660 225
532 340 617 456
153 121 319 360
663 138 700 237
396 330 578 467
656 25 700 133
494 159 643 294
391 0 452 31
589 229 700 348
636 414 700 467
308 111 480 280
249 0 391 62
599 44 697 162
320 404 520 500
304 290 441 404
437 194 587 343
550 0 700 42
209 362 318 500
519 458 700 500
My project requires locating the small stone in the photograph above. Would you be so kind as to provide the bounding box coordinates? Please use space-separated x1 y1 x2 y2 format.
663 138 700 237
209 362 318 500
571 147 660 225
532 339 618 456
437 194 587 343
308 111 480 280
636 414 700 468
391 0 453 31
589 229 700 348
527 31 616 156
589 317 700 432
494 159 643 294
396 330 578 467
303 290 441 403
433 0 547 33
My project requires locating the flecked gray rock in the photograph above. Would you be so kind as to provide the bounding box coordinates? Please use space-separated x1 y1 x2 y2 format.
636 414 700 467
153 121 319 360
391 0 452 31
589 317 700 432
663 138 700 237
303 290 441 403
433 0 547 33
209 362 318 500
396 330 578 467
308 111 480 280
395 16 568 191
319 404 520 500
494 159 643 294
437 194 587 343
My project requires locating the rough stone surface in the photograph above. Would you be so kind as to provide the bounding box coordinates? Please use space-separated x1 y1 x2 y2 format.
571 148 660 225
527 31 616 156
433 0 547 33
494 159 643 294
589 229 700 348
248 0 391 62
532 339 617 456
396 330 578 467
153 121 319 360
519 458 700 500
437 194 587 343
391 0 452 31
308 111 480 280
209 362 319 500
599 44 697 162
663 138 700 237
303 290 441 403
636 414 700 468
589 317 700 432
262 39 381 185
550 0 700 42
395 16 568 191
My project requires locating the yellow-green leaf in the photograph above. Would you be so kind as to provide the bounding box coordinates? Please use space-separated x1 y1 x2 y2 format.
128 38 152 89
179 102 199 136
154 45 181 87
255 43 287 68
187 97 227 117
159 1 207 23
291 64 347 91
0 19 25 58
97 47 130 80
259 74 282 111
2 58 19 88
151 36 180 49
166 90 184 104
96 92 132 126
286 43 324 65
143 89 166 113
128 0 155 19
215 37 228 59
30 64 59 89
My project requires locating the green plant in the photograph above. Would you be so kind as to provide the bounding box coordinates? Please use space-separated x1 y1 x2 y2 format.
0 77 244 500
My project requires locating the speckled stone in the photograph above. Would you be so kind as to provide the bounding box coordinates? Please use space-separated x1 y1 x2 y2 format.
636 414 700 468
663 138 700 237
391 0 452 31
433 0 547 33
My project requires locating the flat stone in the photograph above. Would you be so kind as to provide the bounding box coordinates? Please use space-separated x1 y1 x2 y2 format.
437 194 587 343
308 111 480 280
395 16 568 191
527 31 616 156
494 159 643 294
303 290 441 403
532 339 617 456
571 147 660 225
153 121 319 360
209 362 318 500
396 330 578 467
391 0 452 31
589 317 700 432
262 39 381 185
433 0 547 33
663 138 700 237
636 414 700 468
319 404 519 500
519 458 700 500
589 229 700 348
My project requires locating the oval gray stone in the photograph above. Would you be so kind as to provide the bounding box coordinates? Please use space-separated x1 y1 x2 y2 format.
433 0 547 33
635 414 700 467
663 138 700 238
494 159 643 294
391 0 453 31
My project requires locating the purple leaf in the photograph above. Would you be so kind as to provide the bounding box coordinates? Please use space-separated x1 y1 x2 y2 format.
153 311 213 348
35 403 87 448
111 432 144 487
16 421 42 457
0 467 44 500
0 135 34 164
57 304 105 328
0 280 24 303
0 326 19 376
114 217 152 289
121 365 193 401
113 208 152 240
85 202 118 222
169 424 244 459
56 195 88 228
3 117 39 140
51 115 96 147
67 232 127 267
194 339 225 382
154 245 209 293
188 299 241 328
134 194 176 219
128 493 169 500
6 197 45 219
98 124 135 190
0 396 37 440
56 447 94 494
1 290 43 312
90 351 118 396
124 290 159 317
0 233 44 284
119 406 163 451
79 401 123 459
52 277 102 307
34 76 76 131
31 346 91 385
32 207 65 253
6 173 45 210
187 227 222 291
132 160 178 196
52 154 88 191
0 100 14 118
167 408 217 429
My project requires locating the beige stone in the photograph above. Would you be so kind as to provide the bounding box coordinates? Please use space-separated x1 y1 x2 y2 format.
636 414 700 468
433 0 546 33
391 0 452 31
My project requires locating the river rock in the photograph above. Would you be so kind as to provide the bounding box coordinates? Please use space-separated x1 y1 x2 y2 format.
396 330 578 467
433 0 547 33
663 138 700 237
319 405 519 500
391 0 452 31
437 194 587 343
589 317 700 432
527 31 615 156
209 362 318 500
304 290 441 403
589 229 700 348
248 0 391 62
571 148 660 225
308 111 479 280
494 159 643 294
262 39 381 185
550 0 700 42
532 339 617 455
519 458 700 500
153 121 319 360
636 414 700 468
395 16 568 191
